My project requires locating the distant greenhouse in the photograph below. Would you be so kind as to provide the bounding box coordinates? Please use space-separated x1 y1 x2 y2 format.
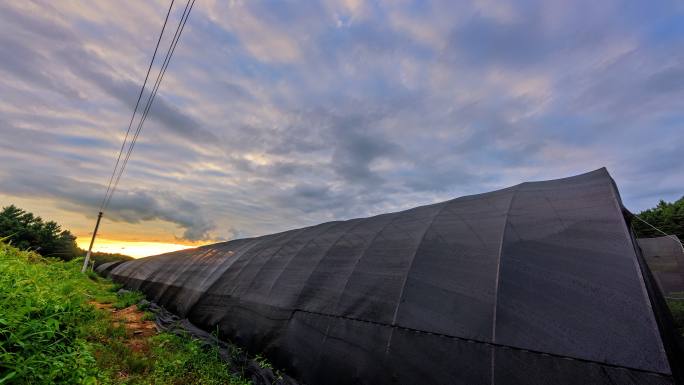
639 235 684 296
104 168 682 385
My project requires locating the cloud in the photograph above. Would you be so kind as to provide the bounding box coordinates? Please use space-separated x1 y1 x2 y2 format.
56 47 220 145
0 170 215 241
0 0 683 247
204 0 305 63
327 114 401 185
449 13 549 67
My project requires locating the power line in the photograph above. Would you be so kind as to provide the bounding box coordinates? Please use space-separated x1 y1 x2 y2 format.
99 0 175 211
102 0 196 211
103 0 194 209
83 0 195 272
633 215 684 249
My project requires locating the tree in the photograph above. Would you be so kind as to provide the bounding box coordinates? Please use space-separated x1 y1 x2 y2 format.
0 205 134 265
0 205 79 260
633 196 684 240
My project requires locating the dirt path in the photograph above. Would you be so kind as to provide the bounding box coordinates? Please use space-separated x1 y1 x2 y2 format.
90 302 157 353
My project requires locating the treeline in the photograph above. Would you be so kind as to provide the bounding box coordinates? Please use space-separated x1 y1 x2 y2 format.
0 205 132 266
633 196 684 241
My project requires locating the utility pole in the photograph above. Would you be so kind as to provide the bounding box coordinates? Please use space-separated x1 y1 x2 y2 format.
81 211 103 273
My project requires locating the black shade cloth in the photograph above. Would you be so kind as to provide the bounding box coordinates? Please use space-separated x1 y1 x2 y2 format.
107 168 679 384
95 260 125 275
639 236 684 296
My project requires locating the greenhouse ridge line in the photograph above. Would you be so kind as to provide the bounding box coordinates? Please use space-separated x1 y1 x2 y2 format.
82 0 195 272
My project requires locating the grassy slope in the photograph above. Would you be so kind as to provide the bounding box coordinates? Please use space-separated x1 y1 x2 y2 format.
0 242 250 385
668 293 684 336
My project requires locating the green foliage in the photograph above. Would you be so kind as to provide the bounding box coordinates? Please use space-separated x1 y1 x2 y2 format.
86 271 99 281
0 205 79 260
630 198 684 336
141 312 155 322
0 242 110 384
113 291 145 310
254 354 273 370
85 250 134 268
0 205 134 266
0 242 252 385
633 196 684 240
146 333 251 385
667 292 684 336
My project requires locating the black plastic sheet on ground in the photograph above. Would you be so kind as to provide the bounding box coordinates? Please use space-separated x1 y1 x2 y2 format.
105 168 682 384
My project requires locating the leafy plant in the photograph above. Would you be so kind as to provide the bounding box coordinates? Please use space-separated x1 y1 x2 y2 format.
0 242 103 383
633 196 684 240
0 241 253 385
113 291 145 310
141 312 155 322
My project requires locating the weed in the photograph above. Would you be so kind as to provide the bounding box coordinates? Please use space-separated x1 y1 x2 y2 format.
113 290 145 310
148 333 251 385
86 271 99 282
109 283 123 292
141 311 155 322
667 292 684 335
254 354 273 370
0 242 109 383
0 242 253 385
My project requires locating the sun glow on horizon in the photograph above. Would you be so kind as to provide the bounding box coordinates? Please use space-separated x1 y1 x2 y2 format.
77 238 205 258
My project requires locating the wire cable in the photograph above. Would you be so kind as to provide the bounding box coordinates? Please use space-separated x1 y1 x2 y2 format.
633 215 684 249
103 0 195 210
99 0 175 211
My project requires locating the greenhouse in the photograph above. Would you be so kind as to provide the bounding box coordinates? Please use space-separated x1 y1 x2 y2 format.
105 168 682 384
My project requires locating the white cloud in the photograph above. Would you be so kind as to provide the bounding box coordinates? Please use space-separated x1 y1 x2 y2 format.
0 0 682 247
204 0 302 63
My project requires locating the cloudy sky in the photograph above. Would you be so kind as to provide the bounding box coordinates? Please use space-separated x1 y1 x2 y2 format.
0 0 682 256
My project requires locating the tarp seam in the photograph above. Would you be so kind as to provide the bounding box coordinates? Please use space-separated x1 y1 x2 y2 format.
385 202 451 355
490 185 520 385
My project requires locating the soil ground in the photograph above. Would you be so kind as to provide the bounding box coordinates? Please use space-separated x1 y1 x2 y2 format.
90 301 157 353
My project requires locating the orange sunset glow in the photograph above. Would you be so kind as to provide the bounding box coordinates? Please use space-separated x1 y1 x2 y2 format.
76 238 204 258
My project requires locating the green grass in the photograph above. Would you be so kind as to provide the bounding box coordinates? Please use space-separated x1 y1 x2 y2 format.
141 312 155 322
0 242 252 385
667 292 684 336
112 291 145 310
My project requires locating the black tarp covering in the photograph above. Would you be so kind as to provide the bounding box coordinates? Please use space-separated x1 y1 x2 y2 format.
639 236 684 296
108 168 679 384
95 260 125 275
